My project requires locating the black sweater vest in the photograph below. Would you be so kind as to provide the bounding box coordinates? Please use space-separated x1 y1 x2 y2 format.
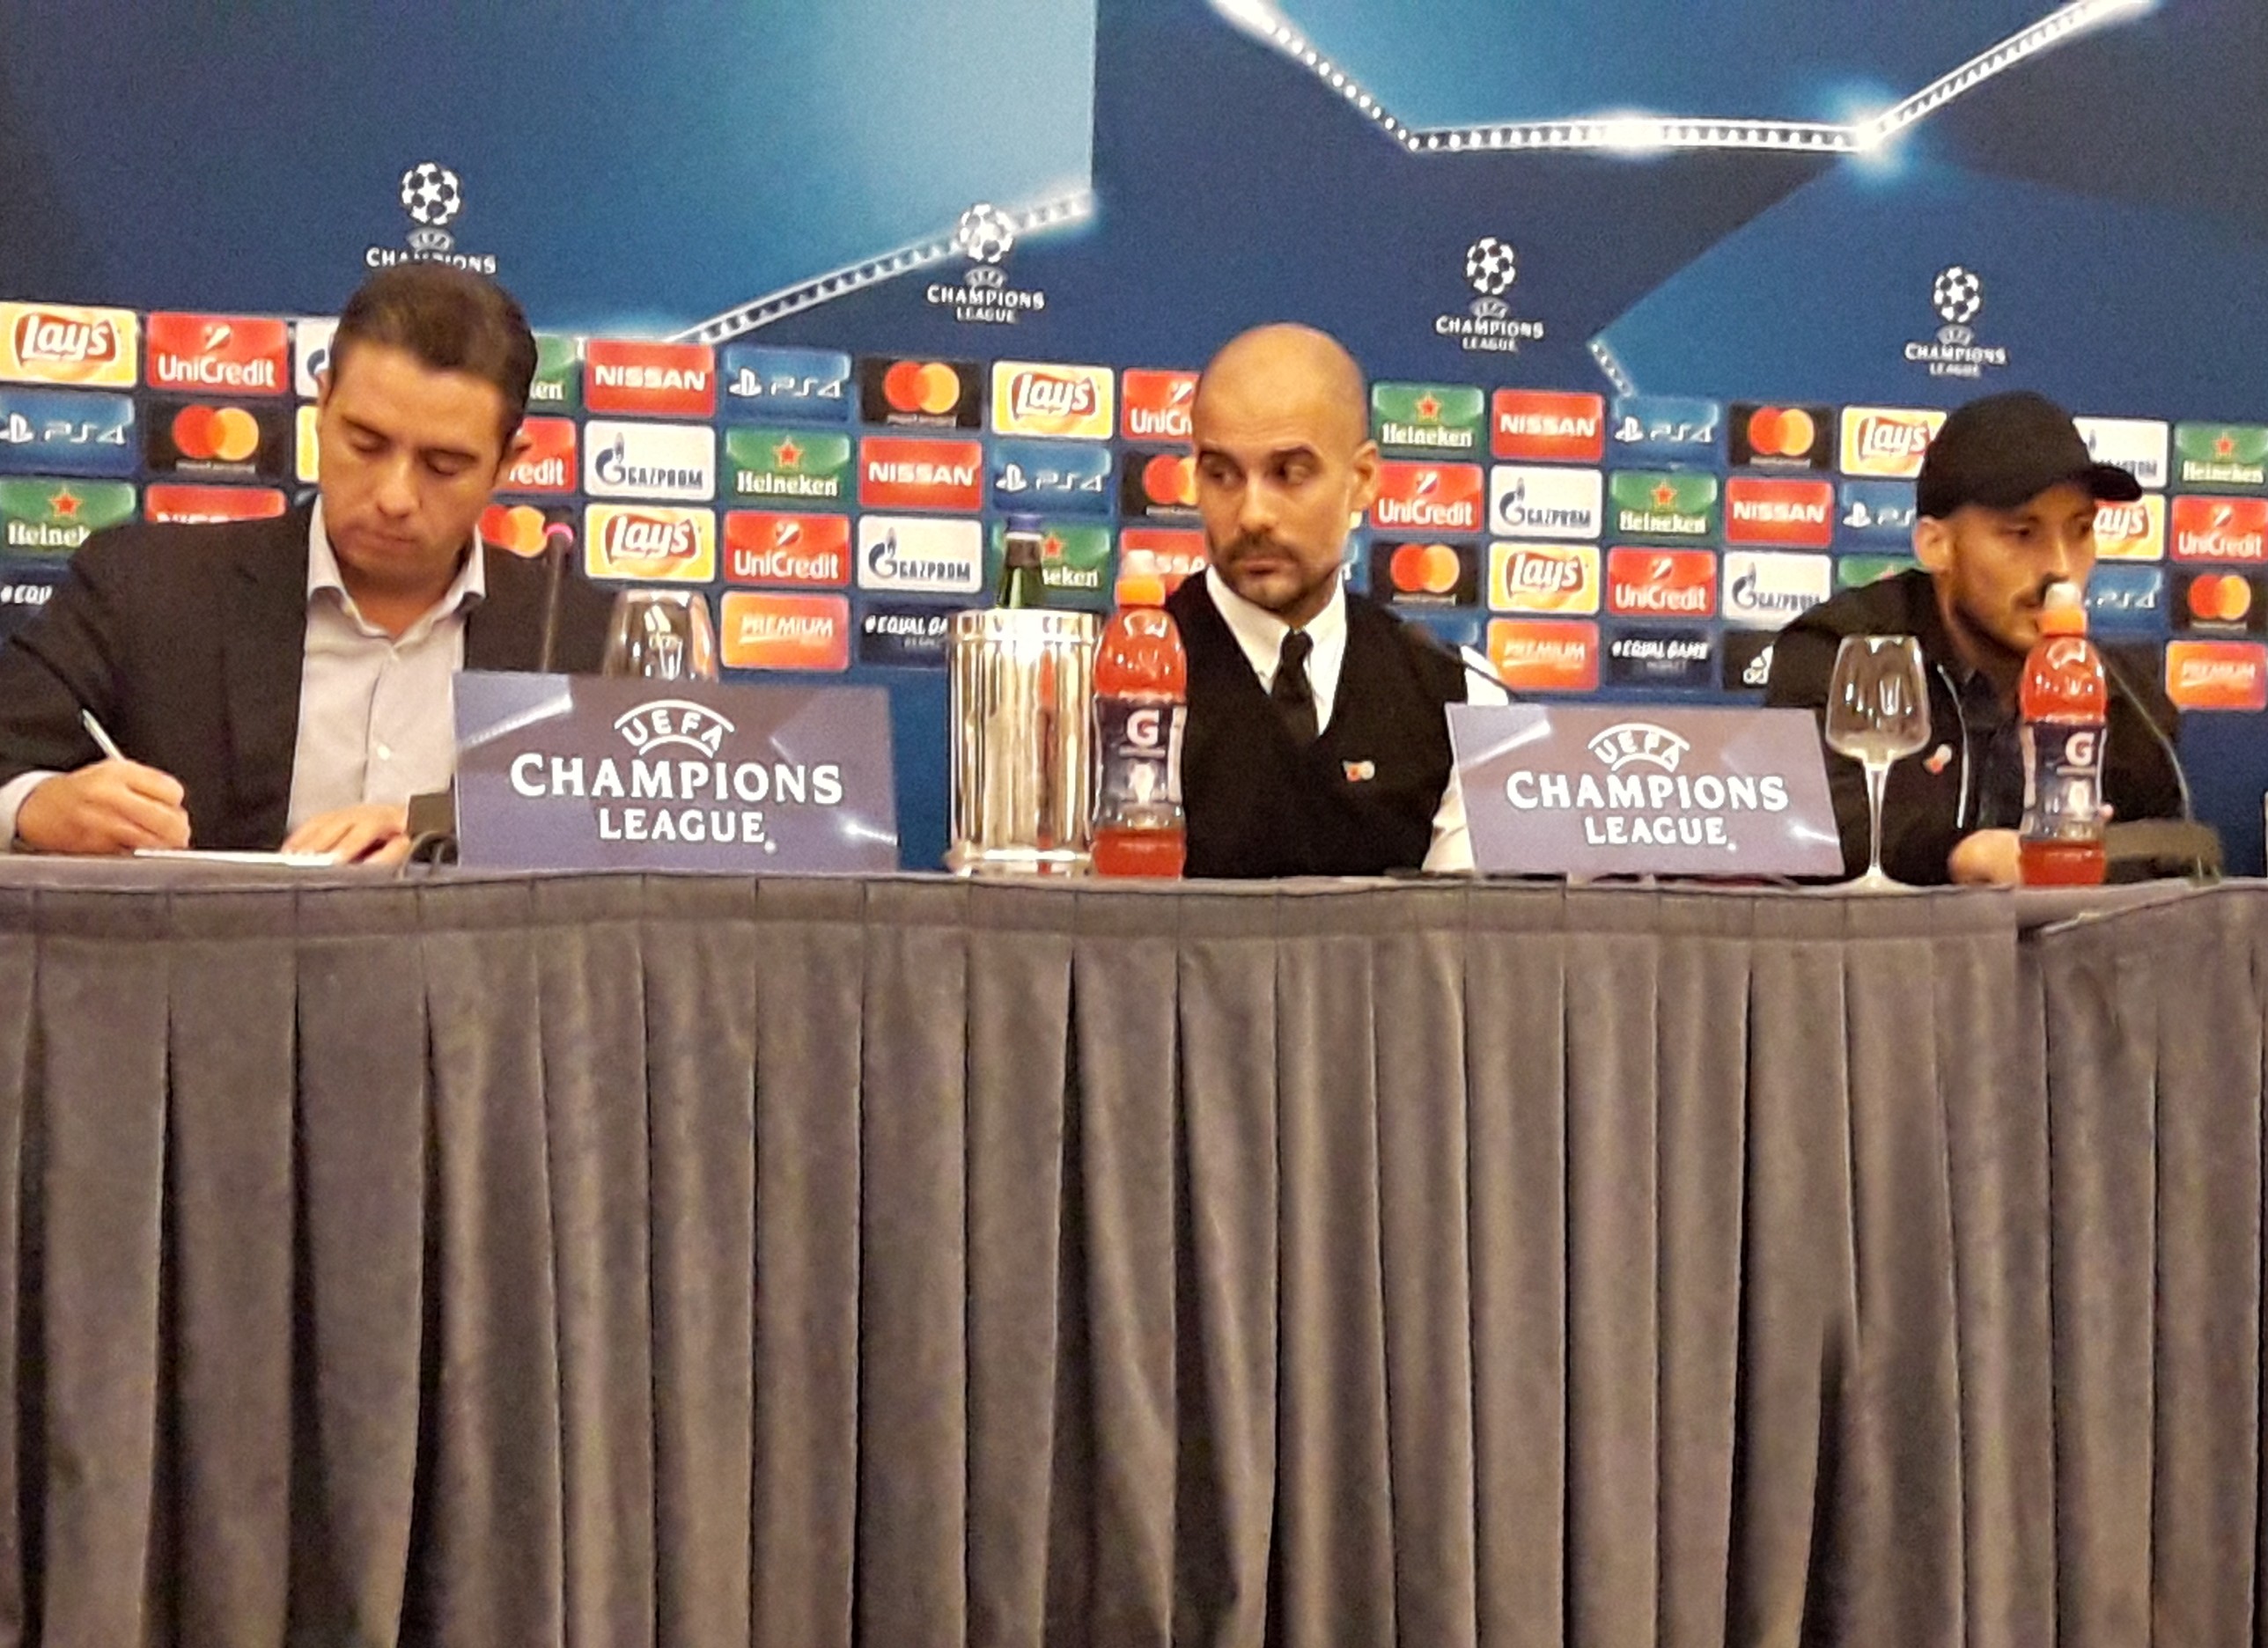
1167 578 1465 879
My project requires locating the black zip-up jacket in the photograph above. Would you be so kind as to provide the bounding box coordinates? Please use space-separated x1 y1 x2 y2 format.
1764 569 2184 885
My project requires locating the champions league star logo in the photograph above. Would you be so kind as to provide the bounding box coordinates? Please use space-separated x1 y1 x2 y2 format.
927 202 1045 325
1932 265 1984 327
1466 236 1519 301
953 202 1018 268
1434 234 1543 355
367 160 496 274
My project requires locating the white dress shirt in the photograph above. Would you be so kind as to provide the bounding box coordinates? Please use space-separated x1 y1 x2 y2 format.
1 504 482 847
1201 567 1492 872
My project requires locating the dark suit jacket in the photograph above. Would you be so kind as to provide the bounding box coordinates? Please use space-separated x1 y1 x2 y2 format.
0 504 615 850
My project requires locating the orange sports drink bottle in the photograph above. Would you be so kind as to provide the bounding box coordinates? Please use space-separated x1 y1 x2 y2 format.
1090 550 1188 877
2017 581 2108 886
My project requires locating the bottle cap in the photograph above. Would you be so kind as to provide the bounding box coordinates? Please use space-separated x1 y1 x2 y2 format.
2038 579 2088 636
1116 547 1166 608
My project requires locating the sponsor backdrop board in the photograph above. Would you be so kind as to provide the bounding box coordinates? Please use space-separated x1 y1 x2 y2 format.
4 0 2267 870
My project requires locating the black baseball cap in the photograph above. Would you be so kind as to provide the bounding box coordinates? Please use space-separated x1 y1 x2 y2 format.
1914 390 2143 519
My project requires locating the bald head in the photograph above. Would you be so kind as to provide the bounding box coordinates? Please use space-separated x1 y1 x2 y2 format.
1193 323 1369 451
1188 323 1381 628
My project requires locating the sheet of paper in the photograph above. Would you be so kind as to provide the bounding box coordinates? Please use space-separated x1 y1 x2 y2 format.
131 849 343 867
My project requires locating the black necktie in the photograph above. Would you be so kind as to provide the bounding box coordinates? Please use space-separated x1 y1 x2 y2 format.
1272 629 1318 745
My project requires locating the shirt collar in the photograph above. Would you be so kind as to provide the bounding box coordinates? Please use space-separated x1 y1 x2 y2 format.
1203 564 1347 683
306 497 487 616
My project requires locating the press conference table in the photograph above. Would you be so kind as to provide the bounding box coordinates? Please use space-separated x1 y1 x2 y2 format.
0 863 2258 1647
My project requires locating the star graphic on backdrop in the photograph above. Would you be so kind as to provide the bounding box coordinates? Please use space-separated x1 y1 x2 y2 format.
2217 433 2237 458
775 438 803 468
1653 482 1677 508
1414 394 1440 422
49 489 80 518
1042 533 1065 560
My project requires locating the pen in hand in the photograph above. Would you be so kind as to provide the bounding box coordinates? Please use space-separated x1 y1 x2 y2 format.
79 709 128 764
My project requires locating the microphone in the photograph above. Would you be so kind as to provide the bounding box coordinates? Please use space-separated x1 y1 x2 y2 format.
2099 650 2219 879
2101 650 2194 821
536 520 571 674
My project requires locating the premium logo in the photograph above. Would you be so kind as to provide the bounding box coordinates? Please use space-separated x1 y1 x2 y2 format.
858 436 983 511
582 504 717 583
1115 446 1195 519
1436 236 1544 354
725 427 851 504
145 314 288 395
0 389 136 477
1725 477 1835 548
1721 631 1778 692
1374 461 1486 534
2174 423 2268 489
718 592 850 672
1121 370 1197 442
2094 494 2166 562
292 317 337 398
584 340 717 418
1487 542 1600 614
1722 550 1832 628
498 417 578 496
2165 640 2268 710
367 160 497 274
1609 470 1717 540
142 484 284 524
1372 383 1484 454
1839 407 1946 479
990 362 1113 439
0 305 137 387
0 476 136 552
528 334 580 410
1605 628 1714 689
1485 619 1599 692
987 519 1113 605
1609 394 1720 461
1117 528 1208 600
144 401 288 480
1488 465 1602 539
2076 416 2170 490
1492 390 1605 463
721 344 850 421
1836 555 1918 590
858 601 955 668
2171 496 2268 563
2083 563 2163 626
1729 403 1833 469
479 503 572 559
2176 570 2265 632
856 515 984 593
992 439 1114 513
857 357 981 430
1606 548 1716 617
1370 541 1479 607
1839 479 1918 541
1906 265 2007 379
725 511 850 587
581 421 716 501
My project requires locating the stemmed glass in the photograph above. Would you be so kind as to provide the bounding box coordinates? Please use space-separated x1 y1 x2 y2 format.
1824 634 1931 891
602 590 718 681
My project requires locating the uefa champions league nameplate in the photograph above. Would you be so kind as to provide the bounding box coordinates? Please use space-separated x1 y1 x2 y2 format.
453 672 898 872
1448 703 1843 878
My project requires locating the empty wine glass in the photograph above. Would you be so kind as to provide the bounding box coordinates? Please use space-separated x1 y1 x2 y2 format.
602 590 718 681
1824 634 1930 891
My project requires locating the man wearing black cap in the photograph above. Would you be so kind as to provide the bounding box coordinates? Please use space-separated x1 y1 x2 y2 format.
1767 389 2185 885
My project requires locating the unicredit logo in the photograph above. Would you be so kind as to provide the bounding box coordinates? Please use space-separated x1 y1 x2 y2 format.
153 355 278 388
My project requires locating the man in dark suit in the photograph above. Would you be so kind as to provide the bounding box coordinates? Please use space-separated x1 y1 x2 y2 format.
1165 323 1470 878
0 265 611 864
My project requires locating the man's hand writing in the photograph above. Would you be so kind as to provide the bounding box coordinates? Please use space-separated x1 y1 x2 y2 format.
14 760 192 854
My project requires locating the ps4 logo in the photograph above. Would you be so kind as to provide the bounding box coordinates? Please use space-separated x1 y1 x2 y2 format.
1610 394 1722 459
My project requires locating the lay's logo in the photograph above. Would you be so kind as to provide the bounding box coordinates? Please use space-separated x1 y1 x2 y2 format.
1487 541 1599 614
1838 407 1946 479
584 504 717 583
990 362 1113 439
2093 495 2165 562
0 304 137 386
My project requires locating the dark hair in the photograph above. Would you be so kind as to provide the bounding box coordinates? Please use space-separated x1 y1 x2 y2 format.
328 264 536 441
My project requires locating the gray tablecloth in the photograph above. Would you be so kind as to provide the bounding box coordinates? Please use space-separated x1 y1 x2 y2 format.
0 867 2254 1646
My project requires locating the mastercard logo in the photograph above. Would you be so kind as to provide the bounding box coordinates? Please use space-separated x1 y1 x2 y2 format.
1389 542 1464 595
171 404 262 462
1141 451 1197 508
1743 406 1818 460
2187 571 2256 625
480 503 571 559
881 359 964 417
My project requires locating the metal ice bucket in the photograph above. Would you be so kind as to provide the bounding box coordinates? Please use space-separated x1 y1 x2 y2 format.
946 607 1099 875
